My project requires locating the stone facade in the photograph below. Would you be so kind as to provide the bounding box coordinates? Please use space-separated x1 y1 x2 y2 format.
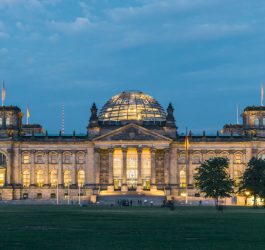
0 92 264 204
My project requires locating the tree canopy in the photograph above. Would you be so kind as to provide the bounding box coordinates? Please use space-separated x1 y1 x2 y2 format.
194 157 234 206
239 157 265 206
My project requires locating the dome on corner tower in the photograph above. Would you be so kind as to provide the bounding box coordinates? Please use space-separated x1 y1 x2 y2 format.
98 91 166 122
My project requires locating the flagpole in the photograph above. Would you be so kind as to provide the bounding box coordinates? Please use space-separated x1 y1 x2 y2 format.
185 127 189 205
78 184 81 206
237 104 239 125
261 81 264 106
2 80 5 107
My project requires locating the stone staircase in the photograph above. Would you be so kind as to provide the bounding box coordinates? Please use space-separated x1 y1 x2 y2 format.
97 193 166 206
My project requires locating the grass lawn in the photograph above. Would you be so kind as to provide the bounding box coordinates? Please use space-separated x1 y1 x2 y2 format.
0 205 264 250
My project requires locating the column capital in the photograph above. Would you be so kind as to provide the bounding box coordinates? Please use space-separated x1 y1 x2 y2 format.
151 147 156 154
108 147 114 153
122 147 127 153
137 147 143 154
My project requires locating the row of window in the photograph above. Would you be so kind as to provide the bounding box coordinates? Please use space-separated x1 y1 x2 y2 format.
22 170 85 187
0 117 13 126
178 153 244 164
22 153 85 164
178 169 242 188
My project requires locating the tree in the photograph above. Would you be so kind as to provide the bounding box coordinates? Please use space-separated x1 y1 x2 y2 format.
239 157 265 206
194 157 234 208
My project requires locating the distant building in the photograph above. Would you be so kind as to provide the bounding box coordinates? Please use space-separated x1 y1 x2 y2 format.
0 90 263 204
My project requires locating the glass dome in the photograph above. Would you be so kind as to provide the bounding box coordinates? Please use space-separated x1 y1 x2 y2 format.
99 91 166 122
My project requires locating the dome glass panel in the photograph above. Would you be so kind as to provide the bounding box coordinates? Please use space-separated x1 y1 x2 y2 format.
99 91 166 122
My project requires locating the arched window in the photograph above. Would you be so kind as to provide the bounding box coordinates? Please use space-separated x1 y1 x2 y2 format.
77 153 85 164
22 170 30 187
77 170 85 187
179 170 186 188
192 155 201 164
36 170 44 187
50 153 58 164
234 154 242 164
64 170 71 187
22 153 30 164
63 153 71 164
50 170 58 187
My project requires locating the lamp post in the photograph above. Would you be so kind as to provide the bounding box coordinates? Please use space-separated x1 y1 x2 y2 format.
67 182 70 205
56 182 59 205
78 183 82 206
245 191 250 206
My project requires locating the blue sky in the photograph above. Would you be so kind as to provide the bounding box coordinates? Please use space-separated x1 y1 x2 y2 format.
0 0 264 134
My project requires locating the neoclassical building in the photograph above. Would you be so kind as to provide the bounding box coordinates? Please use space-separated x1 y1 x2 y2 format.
0 90 264 203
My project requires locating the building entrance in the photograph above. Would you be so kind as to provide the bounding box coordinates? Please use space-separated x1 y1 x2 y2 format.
127 169 137 190
126 149 138 190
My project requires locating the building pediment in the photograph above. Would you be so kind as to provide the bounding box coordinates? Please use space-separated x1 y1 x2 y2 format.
93 123 172 141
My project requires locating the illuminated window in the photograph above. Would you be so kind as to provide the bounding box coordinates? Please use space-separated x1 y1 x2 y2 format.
141 148 151 179
0 118 2 126
263 117 265 126
22 170 30 187
234 170 242 186
64 170 71 187
0 168 5 187
36 170 44 187
113 149 122 179
23 154 30 164
78 170 85 187
179 170 186 188
235 154 242 164
50 170 58 187
6 117 10 126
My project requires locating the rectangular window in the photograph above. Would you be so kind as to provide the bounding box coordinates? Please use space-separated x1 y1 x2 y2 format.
23 155 30 164
37 193 42 199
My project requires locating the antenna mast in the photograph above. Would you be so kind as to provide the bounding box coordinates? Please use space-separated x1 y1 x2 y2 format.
61 104 65 135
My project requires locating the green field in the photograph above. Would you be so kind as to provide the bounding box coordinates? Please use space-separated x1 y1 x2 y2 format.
0 205 264 250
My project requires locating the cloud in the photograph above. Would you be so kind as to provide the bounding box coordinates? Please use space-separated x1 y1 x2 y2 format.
49 17 93 34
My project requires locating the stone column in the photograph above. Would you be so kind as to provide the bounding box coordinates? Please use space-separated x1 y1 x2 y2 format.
72 151 77 186
170 148 177 188
151 148 156 186
108 148 114 185
164 148 170 186
95 148 100 185
137 148 142 185
122 147 128 191
44 151 49 186
229 150 234 179
136 147 142 192
30 150 35 186
58 151 63 187
6 149 12 185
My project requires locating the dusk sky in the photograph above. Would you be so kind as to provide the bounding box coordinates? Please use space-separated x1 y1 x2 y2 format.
0 0 264 134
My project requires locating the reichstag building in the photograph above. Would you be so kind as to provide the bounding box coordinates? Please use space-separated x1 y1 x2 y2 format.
0 90 263 204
